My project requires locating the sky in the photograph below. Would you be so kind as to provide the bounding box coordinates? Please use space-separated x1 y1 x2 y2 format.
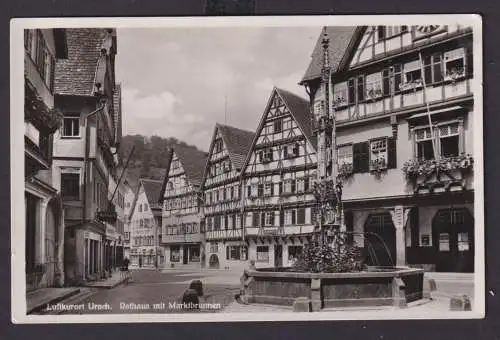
115 27 321 151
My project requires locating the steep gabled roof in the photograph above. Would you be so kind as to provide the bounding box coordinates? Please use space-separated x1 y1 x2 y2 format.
275 87 317 150
217 124 255 170
141 179 163 206
159 145 208 202
54 28 112 96
300 26 358 84
241 87 317 172
174 145 208 187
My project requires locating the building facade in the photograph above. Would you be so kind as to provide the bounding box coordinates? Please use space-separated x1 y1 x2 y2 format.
300 25 475 272
241 88 318 269
25 28 68 290
160 146 208 269
52 28 121 283
122 178 135 260
201 124 254 270
129 179 163 268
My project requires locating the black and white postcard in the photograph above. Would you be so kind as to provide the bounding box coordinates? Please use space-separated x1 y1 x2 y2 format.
11 15 484 323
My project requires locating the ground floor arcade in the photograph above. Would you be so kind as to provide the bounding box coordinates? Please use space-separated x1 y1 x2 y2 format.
344 191 475 273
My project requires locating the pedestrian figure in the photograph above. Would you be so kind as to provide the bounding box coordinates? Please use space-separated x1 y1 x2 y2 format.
120 257 131 285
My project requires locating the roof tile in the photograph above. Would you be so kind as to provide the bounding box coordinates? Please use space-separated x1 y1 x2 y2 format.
54 28 111 96
217 124 255 170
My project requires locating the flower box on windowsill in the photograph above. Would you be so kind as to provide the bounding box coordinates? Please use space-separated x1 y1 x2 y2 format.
444 69 466 83
402 154 474 181
365 88 383 101
369 159 387 175
398 80 423 93
337 163 354 181
333 97 348 109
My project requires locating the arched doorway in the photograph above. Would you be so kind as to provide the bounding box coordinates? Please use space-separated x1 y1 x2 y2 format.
432 208 474 273
209 254 220 269
364 213 396 267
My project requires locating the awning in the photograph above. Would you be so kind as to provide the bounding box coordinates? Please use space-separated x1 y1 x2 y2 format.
408 105 466 119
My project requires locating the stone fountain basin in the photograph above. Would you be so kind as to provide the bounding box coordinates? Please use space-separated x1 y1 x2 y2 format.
241 267 425 310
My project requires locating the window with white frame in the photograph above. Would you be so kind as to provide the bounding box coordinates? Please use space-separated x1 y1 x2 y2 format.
283 179 296 194
61 170 80 200
313 99 324 117
369 138 388 169
209 242 218 253
285 209 297 225
62 114 80 137
265 212 275 226
256 246 269 262
264 182 273 196
338 144 353 166
444 48 466 80
415 127 435 161
439 123 460 158
333 82 348 107
365 72 383 100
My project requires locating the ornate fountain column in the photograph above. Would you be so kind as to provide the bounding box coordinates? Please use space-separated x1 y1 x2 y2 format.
389 205 411 267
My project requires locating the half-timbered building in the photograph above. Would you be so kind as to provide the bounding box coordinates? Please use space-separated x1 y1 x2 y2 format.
201 124 255 270
160 145 208 269
301 25 475 273
242 87 318 268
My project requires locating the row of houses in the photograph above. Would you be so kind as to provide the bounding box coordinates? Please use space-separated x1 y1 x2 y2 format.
24 28 133 290
127 24 476 273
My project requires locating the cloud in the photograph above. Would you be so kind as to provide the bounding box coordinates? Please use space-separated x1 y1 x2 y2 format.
116 26 322 150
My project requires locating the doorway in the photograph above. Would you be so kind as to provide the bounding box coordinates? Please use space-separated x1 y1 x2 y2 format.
364 213 396 267
274 244 283 267
432 208 474 272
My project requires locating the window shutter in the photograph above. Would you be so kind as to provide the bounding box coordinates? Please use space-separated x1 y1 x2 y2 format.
247 186 251 197
258 151 263 163
297 209 305 225
465 45 473 77
292 210 297 225
387 137 397 169
280 211 284 226
291 179 296 193
345 210 354 244
357 75 365 102
50 56 55 92
423 56 432 85
348 78 355 105
258 184 264 197
261 212 265 227
253 212 259 227
353 142 370 173
433 54 443 82
278 182 283 195
283 146 288 159
232 215 237 229
304 177 310 192
271 183 275 196
226 246 229 260
393 64 402 92
382 69 390 95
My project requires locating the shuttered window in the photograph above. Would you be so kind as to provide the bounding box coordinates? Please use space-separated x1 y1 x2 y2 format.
352 142 370 173
297 208 305 225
